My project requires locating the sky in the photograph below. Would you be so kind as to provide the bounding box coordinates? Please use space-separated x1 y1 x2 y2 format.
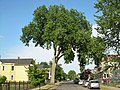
0 0 98 73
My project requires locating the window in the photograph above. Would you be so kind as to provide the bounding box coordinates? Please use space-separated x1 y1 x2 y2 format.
11 75 14 80
104 74 106 78
107 74 109 77
3 66 5 71
115 72 117 77
11 66 14 71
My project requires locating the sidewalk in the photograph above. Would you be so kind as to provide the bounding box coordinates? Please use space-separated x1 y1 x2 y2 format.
101 85 120 90
29 82 62 90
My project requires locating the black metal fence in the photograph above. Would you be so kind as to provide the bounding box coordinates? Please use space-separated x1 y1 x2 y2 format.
0 81 35 90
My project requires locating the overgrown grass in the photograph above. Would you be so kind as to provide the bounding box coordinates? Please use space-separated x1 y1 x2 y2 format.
101 85 111 90
110 82 120 87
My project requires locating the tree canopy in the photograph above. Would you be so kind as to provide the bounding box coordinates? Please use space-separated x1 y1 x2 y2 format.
40 62 50 68
68 70 77 80
55 64 66 81
20 5 105 83
94 0 120 54
27 60 46 86
20 5 92 63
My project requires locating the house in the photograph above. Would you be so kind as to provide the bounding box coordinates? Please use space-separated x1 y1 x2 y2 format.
0 57 33 82
112 69 120 82
101 55 120 79
92 55 120 82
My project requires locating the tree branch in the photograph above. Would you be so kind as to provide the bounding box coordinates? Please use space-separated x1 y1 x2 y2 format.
53 44 56 56
57 54 64 62
56 46 61 58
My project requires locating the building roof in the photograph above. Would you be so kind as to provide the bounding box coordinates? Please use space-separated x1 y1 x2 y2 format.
37 64 45 69
0 58 33 65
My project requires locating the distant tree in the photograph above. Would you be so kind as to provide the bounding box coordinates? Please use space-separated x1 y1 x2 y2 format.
68 70 77 80
94 0 120 54
62 72 67 80
40 62 50 68
27 60 46 86
55 64 66 81
0 76 7 84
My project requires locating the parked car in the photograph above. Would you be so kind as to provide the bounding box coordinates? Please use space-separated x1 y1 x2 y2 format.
82 80 89 87
88 80 100 89
73 79 79 84
78 80 84 85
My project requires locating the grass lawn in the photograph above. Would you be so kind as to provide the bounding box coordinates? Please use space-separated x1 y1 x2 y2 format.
110 82 120 87
101 86 111 90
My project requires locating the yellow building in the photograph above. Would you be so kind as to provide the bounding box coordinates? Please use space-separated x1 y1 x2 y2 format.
0 57 33 82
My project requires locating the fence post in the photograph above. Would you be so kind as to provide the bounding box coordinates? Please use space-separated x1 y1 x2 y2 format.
15 81 16 90
0 83 2 90
19 81 20 90
23 81 24 90
6 82 7 90
26 81 28 90
8 81 10 90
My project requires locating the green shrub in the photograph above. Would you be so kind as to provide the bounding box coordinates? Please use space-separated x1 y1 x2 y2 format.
0 76 7 83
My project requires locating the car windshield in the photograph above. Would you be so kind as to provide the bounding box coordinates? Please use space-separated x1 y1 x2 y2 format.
91 81 99 83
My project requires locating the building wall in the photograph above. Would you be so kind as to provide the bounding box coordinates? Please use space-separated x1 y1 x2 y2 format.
0 63 29 82
0 63 15 81
15 65 29 82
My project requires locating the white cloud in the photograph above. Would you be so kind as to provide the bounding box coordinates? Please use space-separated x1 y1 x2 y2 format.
4 44 53 63
3 44 80 73
92 24 98 37
59 54 80 73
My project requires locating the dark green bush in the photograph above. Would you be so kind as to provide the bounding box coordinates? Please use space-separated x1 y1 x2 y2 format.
0 76 7 84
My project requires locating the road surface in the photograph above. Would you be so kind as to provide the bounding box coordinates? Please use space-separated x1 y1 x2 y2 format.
50 81 100 90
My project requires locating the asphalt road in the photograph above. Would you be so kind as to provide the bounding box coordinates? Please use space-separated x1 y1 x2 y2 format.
50 81 100 90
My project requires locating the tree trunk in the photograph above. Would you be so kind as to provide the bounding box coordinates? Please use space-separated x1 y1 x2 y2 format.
50 56 56 84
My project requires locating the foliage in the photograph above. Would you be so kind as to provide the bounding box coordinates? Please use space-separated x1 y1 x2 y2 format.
94 0 120 54
89 37 106 66
0 76 7 84
55 64 66 81
20 5 92 66
27 60 46 86
90 73 96 80
40 62 50 68
68 70 77 80
20 5 105 83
